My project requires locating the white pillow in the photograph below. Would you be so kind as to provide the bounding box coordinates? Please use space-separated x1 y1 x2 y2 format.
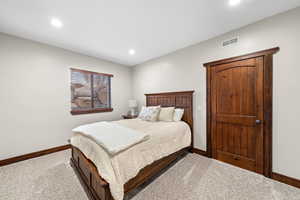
158 107 175 122
173 108 184 121
138 106 161 121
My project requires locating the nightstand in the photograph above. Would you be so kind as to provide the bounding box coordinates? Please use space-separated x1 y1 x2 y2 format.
122 114 138 119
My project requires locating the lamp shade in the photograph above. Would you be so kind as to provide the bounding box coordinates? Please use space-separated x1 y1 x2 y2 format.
128 100 137 108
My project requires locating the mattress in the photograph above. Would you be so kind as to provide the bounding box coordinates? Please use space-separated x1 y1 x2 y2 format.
70 118 191 200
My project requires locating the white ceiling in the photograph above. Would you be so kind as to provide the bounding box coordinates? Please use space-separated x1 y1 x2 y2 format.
0 0 299 66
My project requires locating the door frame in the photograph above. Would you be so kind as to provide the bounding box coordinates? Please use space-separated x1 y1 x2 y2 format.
203 47 279 177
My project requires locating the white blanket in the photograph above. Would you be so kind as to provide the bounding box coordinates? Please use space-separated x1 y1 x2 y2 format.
71 119 191 200
72 122 149 155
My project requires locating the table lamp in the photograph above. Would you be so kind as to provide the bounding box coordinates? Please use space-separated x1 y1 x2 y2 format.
128 100 137 116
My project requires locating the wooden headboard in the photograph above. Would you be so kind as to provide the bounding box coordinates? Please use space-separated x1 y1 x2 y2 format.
145 91 194 147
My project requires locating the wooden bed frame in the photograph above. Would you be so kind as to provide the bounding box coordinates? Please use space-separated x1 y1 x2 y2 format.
70 91 194 200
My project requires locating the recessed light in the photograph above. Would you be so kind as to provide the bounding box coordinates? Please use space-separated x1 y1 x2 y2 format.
51 18 63 28
229 0 241 6
129 49 135 55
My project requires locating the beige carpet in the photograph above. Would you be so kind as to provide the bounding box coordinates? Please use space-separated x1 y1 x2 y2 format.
0 150 300 200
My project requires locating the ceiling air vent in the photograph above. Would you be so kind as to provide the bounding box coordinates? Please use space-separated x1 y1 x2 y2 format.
222 37 238 47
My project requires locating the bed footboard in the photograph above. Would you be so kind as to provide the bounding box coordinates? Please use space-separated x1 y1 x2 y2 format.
71 146 113 200
70 145 189 200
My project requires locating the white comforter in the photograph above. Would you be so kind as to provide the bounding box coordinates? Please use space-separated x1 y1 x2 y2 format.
72 121 149 155
71 119 191 200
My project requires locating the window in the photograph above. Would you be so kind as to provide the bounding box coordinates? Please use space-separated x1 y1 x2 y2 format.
70 68 113 115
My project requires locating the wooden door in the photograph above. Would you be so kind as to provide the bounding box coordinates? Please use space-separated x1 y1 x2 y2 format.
211 57 264 174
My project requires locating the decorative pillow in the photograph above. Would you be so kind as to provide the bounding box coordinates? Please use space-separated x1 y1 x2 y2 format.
158 107 175 122
173 108 184 121
138 106 161 121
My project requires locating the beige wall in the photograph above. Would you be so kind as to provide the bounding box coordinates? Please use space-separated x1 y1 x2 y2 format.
132 7 300 179
0 33 132 160
1 6 299 180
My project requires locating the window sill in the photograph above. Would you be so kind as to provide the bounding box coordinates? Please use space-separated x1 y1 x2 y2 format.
71 108 113 115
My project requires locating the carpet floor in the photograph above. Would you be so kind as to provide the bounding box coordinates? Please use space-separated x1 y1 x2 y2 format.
0 150 299 200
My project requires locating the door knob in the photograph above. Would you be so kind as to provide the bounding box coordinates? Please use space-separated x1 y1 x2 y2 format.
256 120 262 124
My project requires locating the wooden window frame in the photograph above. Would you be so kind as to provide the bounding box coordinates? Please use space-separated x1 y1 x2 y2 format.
70 68 113 115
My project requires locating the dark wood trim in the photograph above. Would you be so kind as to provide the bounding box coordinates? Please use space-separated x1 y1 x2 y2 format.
272 172 300 189
145 90 194 96
204 47 279 67
203 47 279 178
263 54 274 177
71 68 114 77
71 108 113 115
206 67 212 158
0 144 71 167
191 148 207 157
71 68 113 115
192 150 300 189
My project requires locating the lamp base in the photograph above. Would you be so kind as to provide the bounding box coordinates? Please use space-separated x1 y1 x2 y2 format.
130 108 136 116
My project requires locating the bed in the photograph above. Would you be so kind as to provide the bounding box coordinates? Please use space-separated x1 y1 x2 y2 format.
70 91 194 200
